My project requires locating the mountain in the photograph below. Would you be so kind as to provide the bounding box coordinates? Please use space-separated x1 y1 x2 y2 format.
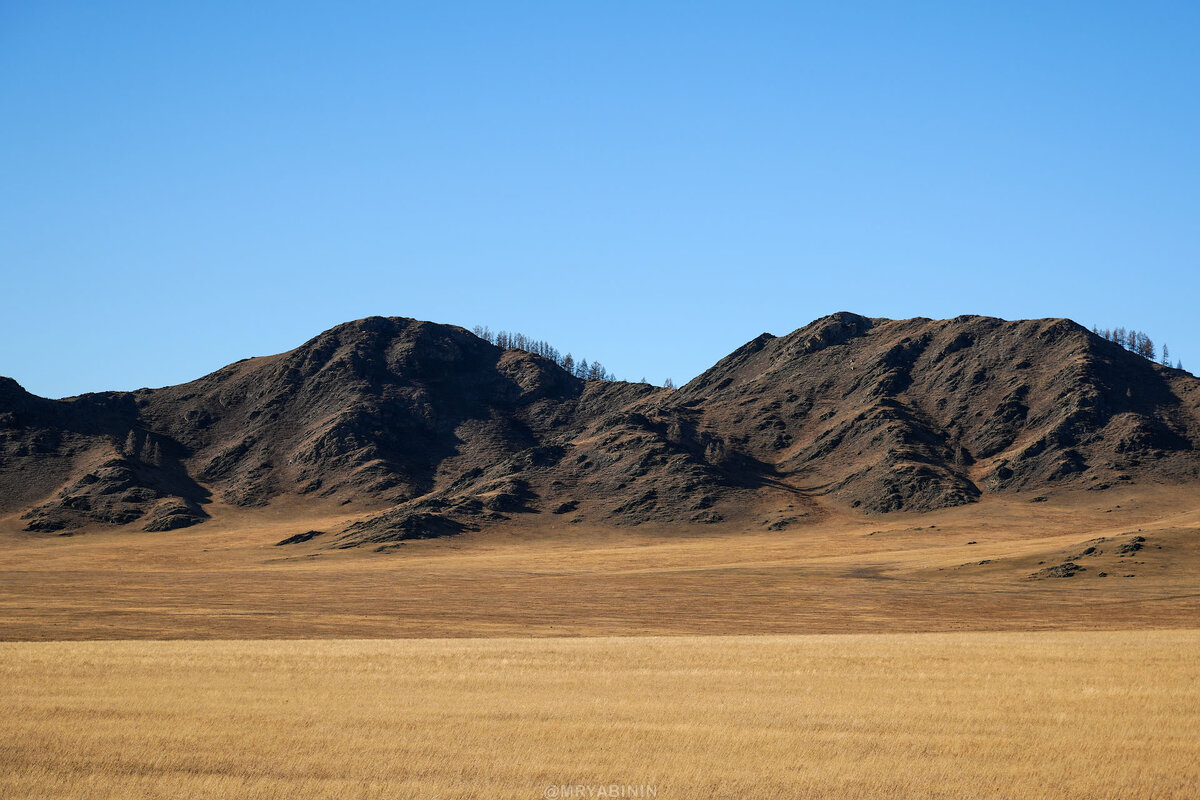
682 313 1200 512
2 313 1197 547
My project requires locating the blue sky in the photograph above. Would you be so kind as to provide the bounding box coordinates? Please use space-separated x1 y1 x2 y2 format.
2 2 1198 397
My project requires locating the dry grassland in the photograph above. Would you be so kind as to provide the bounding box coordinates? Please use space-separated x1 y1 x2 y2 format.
2 631 1198 799
2 489 1198 798
2 487 1199 639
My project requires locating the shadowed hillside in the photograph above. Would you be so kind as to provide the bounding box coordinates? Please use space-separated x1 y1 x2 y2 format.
2 313 1197 547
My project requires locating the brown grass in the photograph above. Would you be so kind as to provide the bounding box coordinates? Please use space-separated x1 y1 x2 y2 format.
3 490 1198 797
2 631 1198 799
2 486 1200 639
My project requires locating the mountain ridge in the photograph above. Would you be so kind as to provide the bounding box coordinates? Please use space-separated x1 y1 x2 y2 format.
3 312 1197 547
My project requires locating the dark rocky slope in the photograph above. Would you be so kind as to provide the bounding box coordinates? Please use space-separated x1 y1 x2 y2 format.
681 313 1200 513
2 313 1197 546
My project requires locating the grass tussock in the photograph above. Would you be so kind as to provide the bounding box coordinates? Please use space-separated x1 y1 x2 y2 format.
2 630 1198 799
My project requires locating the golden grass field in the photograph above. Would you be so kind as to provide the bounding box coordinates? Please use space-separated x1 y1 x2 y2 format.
2 631 1198 799
2 487 1199 798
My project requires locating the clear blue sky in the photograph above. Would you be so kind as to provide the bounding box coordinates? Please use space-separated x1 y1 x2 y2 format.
2 1 1197 398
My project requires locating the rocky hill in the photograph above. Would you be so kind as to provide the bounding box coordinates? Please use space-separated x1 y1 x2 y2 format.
2 313 1197 547
682 313 1200 513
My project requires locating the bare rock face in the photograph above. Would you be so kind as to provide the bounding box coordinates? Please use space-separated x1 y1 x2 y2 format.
0 379 210 533
3 313 1199 545
679 314 1200 513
